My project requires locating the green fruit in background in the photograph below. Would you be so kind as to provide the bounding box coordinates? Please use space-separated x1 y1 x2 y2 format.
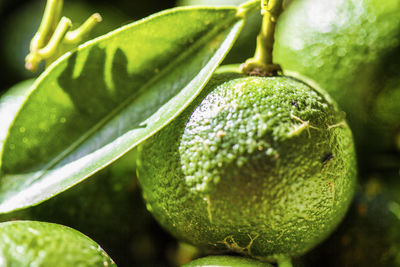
137 65 357 261
0 220 116 266
301 170 400 266
371 68 400 152
274 0 400 156
182 255 273 266
177 0 261 64
1 0 130 81
0 147 176 267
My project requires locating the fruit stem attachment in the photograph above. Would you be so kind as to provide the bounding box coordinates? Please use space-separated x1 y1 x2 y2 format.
25 0 102 72
241 0 283 76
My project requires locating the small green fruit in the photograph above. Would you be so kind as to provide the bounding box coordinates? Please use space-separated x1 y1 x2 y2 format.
182 255 273 267
371 75 400 151
274 0 400 155
0 221 116 266
137 66 357 261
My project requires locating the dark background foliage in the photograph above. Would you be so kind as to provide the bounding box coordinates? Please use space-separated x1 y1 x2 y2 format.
0 0 176 92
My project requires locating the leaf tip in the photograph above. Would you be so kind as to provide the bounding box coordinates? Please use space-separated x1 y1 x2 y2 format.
236 0 261 19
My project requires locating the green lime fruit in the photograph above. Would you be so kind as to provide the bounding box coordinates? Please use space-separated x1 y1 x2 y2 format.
177 0 261 64
274 0 400 155
0 220 116 266
301 170 400 266
137 65 357 262
182 255 273 267
370 70 400 152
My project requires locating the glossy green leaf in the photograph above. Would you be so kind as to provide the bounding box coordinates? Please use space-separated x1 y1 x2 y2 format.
0 79 35 154
0 3 259 213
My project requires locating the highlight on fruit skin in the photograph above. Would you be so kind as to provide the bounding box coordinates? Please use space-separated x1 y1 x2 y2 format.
137 65 357 262
182 255 274 266
0 220 116 267
274 0 400 155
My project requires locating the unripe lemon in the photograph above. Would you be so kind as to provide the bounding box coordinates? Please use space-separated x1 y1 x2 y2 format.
0 221 116 266
137 66 357 261
274 0 400 154
182 255 273 266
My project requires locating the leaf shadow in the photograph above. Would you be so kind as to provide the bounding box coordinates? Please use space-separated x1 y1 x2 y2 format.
53 46 149 168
